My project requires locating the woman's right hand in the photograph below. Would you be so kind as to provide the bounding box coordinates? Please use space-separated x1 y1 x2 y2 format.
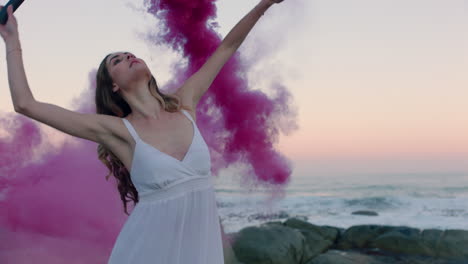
0 5 19 44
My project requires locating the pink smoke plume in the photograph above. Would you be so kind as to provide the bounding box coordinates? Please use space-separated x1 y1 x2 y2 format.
0 0 297 262
144 0 297 187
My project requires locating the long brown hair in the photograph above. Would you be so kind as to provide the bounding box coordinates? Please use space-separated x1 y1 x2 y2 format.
95 53 184 215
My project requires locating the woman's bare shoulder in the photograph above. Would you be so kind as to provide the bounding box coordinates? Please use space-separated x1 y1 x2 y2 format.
98 114 133 148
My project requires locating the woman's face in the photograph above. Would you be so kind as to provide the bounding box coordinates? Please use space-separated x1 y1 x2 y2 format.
106 51 151 93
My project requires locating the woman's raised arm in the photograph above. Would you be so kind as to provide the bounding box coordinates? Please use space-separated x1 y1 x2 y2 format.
0 5 119 144
0 4 31 110
175 0 285 108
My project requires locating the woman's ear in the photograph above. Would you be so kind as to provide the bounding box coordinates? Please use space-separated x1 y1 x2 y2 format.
112 83 119 93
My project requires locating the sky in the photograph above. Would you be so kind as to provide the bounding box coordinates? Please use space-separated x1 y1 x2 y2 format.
0 0 467 179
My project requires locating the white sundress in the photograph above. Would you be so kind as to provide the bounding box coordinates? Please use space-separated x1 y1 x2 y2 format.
108 109 224 264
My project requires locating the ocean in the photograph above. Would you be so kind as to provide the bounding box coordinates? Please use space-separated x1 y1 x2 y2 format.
213 172 468 234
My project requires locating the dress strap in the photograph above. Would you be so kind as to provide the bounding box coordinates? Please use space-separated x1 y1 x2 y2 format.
181 109 195 123
122 118 140 141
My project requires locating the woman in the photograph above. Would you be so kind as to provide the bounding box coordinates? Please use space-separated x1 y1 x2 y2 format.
1 0 284 263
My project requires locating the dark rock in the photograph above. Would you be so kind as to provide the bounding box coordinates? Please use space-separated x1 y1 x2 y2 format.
305 250 389 264
370 227 434 257
420 229 443 250
284 218 341 242
221 227 244 264
283 218 341 263
337 225 468 261
231 223 305 264
336 225 397 250
351 210 379 216
247 210 290 222
437 229 468 259
306 249 465 264
291 215 309 221
263 221 283 226
360 226 468 260
229 220 468 263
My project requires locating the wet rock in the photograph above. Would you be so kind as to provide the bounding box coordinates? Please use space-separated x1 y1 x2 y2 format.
229 220 468 263
283 218 341 263
351 210 379 216
231 223 305 264
306 250 389 264
247 210 289 222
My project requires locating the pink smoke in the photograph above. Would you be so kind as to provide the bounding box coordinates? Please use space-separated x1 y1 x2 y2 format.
144 0 297 186
0 0 297 262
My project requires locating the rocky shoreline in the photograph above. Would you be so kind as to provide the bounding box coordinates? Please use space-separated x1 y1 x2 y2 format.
221 217 468 264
